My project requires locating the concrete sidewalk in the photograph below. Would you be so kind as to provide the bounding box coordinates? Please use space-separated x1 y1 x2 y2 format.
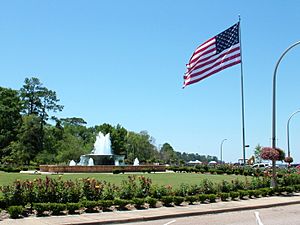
1 194 300 225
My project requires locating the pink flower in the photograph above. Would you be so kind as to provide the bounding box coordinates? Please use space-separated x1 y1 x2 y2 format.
260 147 285 161
284 156 293 163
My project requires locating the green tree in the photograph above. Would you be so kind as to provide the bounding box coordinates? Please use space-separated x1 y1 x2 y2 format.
126 131 159 164
3 115 42 165
0 87 22 159
54 120 94 163
56 132 88 163
160 143 178 164
254 144 262 163
19 77 63 152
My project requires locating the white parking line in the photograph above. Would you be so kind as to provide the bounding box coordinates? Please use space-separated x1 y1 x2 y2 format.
255 211 264 225
163 219 176 225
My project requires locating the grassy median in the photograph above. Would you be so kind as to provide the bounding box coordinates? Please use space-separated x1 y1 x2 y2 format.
0 171 248 188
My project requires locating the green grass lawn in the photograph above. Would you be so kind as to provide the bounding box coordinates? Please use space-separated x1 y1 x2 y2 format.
0 171 248 188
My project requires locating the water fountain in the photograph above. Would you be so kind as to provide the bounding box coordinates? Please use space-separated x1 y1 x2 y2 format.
77 132 124 166
40 131 166 173
133 158 139 166
69 160 76 166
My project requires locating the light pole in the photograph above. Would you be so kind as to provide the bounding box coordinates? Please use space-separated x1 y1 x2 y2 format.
287 109 300 158
220 139 227 164
271 40 300 187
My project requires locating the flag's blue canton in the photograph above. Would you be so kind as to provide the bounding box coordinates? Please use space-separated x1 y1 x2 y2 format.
216 23 239 54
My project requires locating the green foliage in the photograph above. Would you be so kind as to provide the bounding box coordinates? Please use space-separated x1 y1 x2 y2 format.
0 196 7 209
231 178 245 191
173 196 185 206
98 200 114 211
113 198 129 210
174 183 190 197
229 191 239 200
118 175 152 199
81 200 99 213
200 178 216 194
0 179 27 207
254 190 262 198
7 205 24 219
208 194 217 203
293 184 300 192
102 183 118 200
0 87 22 160
248 190 255 198
132 198 145 209
126 131 158 163
32 203 49 216
198 194 208 203
238 190 249 199
66 202 81 214
280 173 300 186
81 178 104 201
145 197 157 208
219 192 230 201
160 143 178 164
185 195 198 205
218 180 232 193
161 196 174 207
150 185 172 199
48 203 66 215
285 186 295 194
254 144 262 163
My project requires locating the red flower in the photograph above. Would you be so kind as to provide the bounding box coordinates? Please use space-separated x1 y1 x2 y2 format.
284 156 293 163
260 147 285 161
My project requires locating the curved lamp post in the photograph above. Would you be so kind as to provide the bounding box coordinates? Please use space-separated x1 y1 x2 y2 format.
220 139 227 164
287 109 300 158
271 40 300 187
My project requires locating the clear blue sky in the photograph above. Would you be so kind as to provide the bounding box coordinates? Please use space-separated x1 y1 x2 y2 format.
1 0 300 163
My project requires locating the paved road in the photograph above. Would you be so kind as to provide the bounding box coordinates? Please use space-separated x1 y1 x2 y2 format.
118 204 300 225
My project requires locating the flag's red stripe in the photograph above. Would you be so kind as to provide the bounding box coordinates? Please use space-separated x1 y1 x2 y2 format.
184 51 240 79
186 47 217 73
185 47 240 77
188 46 216 68
190 37 215 58
188 38 215 63
184 60 241 87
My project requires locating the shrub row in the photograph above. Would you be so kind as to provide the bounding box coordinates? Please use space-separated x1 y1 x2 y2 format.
5 185 300 219
169 165 264 176
1 174 300 210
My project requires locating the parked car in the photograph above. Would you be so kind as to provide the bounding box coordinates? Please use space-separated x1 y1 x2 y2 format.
252 163 271 168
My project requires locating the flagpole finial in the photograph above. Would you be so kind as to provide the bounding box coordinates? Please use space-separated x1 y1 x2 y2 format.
238 14 241 21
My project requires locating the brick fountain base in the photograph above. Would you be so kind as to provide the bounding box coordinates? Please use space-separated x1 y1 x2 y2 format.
40 165 166 173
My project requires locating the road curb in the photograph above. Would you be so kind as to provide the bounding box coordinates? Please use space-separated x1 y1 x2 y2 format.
63 199 300 225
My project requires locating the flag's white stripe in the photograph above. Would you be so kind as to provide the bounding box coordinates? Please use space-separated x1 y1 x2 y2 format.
186 42 240 74
187 46 216 69
186 44 240 76
190 39 216 61
186 55 241 83
194 38 215 53
187 50 216 72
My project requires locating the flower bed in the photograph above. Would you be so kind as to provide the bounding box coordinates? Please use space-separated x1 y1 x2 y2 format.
1 173 300 220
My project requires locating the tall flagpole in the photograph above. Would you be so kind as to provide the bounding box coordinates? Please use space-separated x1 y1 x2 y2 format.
238 15 246 165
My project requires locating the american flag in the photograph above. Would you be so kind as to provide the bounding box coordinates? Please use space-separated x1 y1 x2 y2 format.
183 22 241 88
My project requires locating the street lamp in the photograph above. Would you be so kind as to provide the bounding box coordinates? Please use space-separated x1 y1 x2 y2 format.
271 40 300 187
272 41 300 149
287 109 300 158
220 139 227 164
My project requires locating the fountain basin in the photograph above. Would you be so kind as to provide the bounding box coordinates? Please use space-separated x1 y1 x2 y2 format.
40 164 166 173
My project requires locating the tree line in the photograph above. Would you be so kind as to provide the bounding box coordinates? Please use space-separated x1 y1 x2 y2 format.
0 77 218 166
